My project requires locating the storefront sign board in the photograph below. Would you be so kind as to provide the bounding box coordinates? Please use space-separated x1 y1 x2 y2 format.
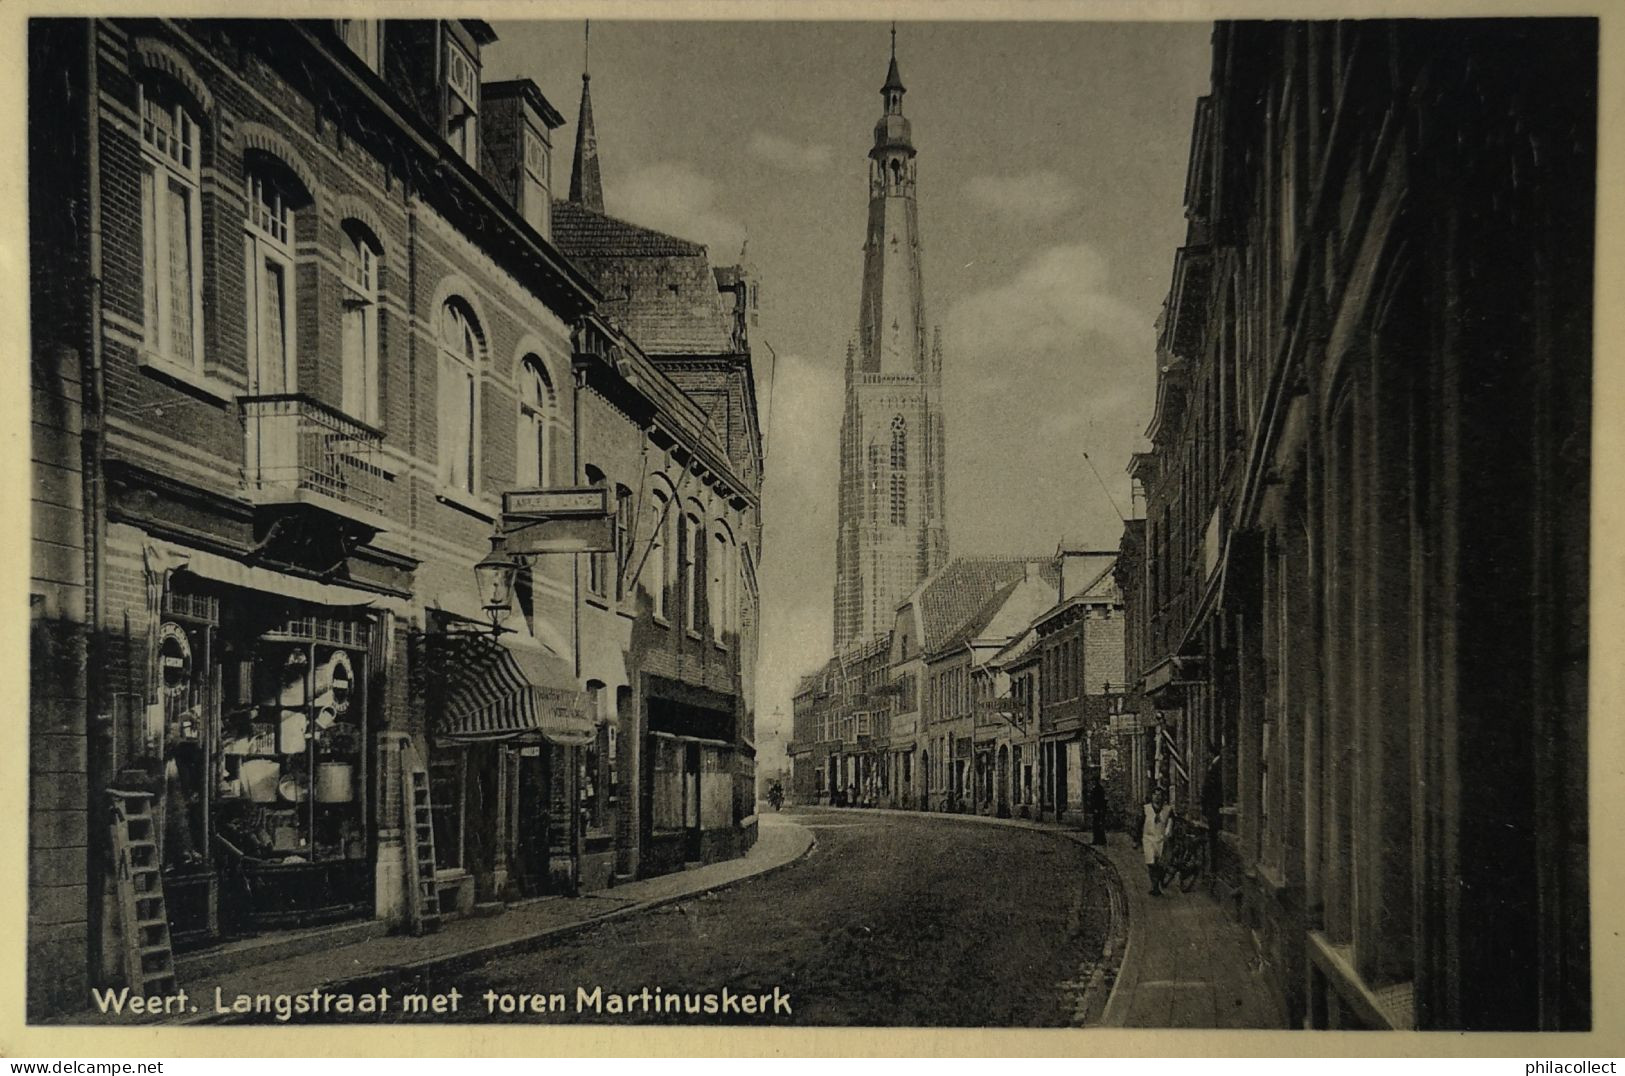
502 486 610 519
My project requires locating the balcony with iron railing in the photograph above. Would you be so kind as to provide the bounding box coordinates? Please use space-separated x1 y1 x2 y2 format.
241 393 388 531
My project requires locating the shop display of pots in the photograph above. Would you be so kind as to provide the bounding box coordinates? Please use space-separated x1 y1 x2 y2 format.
315 762 355 803
242 758 281 803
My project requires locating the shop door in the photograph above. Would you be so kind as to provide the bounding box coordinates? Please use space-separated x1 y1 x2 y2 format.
1055 744 1069 816
997 746 1010 817
513 747 550 897
683 742 702 862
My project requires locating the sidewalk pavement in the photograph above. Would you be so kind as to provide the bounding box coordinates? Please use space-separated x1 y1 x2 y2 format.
1092 831 1287 1029
69 812 814 1026
813 805 1287 1029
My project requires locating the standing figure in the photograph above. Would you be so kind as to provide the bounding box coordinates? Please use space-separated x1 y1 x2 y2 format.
1089 780 1109 846
1140 787 1173 895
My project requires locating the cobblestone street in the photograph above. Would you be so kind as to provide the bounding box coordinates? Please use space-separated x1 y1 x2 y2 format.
375 808 1111 1026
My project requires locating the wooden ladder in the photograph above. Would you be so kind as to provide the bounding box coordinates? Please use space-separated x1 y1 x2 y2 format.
402 764 442 935
108 790 177 996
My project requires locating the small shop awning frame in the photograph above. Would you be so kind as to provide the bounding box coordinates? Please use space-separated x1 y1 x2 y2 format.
432 632 594 747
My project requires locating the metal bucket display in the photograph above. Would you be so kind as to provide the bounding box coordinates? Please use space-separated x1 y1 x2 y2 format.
315 762 355 803
242 759 281 803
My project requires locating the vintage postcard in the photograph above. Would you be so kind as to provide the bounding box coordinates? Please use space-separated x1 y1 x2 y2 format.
7 0 1622 1057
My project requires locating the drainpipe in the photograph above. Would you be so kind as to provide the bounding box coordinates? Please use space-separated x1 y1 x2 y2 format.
572 347 584 682
82 18 111 989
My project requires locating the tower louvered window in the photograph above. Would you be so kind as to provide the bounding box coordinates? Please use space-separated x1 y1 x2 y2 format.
890 416 908 526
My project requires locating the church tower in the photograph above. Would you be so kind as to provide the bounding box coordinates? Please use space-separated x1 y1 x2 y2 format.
833 31 949 652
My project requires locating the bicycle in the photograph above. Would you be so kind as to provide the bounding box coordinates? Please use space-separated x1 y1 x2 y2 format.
1162 814 1207 892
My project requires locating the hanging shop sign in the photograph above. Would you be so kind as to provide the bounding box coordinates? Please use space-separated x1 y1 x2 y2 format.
158 622 193 698
502 514 616 556
499 486 616 556
502 486 611 520
534 686 597 747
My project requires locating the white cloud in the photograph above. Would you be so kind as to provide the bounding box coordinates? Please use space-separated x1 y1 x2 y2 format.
748 132 833 173
610 161 747 258
964 171 1080 224
947 242 1149 362
941 243 1157 554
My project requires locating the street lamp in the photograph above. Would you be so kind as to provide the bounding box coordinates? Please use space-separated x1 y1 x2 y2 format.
473 532 522 633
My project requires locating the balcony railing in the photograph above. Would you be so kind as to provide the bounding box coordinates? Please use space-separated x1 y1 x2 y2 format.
242 393 386 518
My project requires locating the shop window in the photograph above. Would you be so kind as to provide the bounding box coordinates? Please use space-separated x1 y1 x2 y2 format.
582 682 610 837
211 613 372 930
340 222 381 425
651 734 684 831
139 81 204 372
437 299 482 494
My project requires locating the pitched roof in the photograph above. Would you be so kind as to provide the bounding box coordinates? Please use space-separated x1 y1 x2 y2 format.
551 201 737 355
991 626 1041 669
912 555 1059 655
552 200 706 259
936 578 1023 656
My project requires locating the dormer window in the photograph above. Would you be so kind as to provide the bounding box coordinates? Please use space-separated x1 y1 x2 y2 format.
446 41 479 164
520 129 551 235
336 19 382 72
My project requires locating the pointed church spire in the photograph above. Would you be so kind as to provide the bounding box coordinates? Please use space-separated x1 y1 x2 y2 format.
569 20 604 213
882 22 906 107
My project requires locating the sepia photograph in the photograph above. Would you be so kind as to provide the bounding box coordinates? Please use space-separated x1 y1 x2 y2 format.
17 0 1606 1049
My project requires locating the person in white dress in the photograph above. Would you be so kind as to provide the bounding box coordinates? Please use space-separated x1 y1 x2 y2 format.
1141 787 1174 895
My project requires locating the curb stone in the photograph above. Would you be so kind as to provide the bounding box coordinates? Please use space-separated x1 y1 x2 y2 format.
161 820 818 1026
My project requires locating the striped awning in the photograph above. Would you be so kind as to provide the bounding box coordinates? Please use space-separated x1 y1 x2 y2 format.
437 636 595 746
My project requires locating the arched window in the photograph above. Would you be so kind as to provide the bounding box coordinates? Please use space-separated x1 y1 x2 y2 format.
614 484 633 603
683 509 703 634
340 222 381 424
139 79 204 371
891 415 907 469
516 357 552 488
244 166 311 394
437 299 481 493
710 528 733 644
647 486 670 621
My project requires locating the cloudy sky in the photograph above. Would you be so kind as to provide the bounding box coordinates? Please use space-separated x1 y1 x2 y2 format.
486 19 1214 760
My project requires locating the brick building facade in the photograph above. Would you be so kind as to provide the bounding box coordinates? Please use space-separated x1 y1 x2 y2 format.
1123 19 1593 1030
28 16 761 1019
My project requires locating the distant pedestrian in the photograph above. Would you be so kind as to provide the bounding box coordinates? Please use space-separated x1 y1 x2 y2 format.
1089 781 1109 845
1141 787 1173 896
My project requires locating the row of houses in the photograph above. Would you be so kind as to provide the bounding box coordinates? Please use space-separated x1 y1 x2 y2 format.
1115 19 1593 1031
29 17 764 1018
790 15 1594 1035
789 549 1151 830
